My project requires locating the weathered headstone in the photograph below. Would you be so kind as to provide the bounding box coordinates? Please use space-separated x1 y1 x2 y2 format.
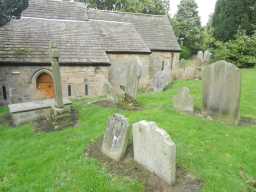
102 80 113 98
125 63 142 99
203 50 212 63
153 69 171 92
197 50 212 64
173 87 194 113
133 121 176 185
197 51 204 63
202 60 241 124
102 114 129 161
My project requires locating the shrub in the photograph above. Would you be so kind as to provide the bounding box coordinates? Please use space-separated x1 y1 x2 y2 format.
213 33 256 68
181 46 192 59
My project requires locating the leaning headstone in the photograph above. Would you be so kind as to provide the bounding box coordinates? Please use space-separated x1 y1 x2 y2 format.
102 114 129 161
153 70 171 92
203 60 241 124
133 121 176 185
173 87 194 113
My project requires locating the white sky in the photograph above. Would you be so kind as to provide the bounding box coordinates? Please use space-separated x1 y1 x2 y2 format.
169 0 217 26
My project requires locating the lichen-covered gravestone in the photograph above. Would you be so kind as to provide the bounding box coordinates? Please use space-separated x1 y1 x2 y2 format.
102 114 129 161
173 87 194 114
125 63 142 99
133 121 176 185
153 66 171 92
203 60 241 124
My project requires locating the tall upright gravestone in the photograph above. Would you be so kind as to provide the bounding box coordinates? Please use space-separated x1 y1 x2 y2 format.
125 63 142 99
203 61 241 124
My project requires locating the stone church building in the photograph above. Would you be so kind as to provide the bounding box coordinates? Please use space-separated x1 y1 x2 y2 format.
0 0 180 105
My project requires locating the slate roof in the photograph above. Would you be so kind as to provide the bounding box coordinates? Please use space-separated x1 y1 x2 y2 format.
91 20 151 53
0 0 180 64
0 17 109 65
88 9 181 51
22 0 88 21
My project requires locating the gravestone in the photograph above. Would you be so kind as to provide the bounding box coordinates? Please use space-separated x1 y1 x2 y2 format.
125 63 142 99
153 65 171 92
102 80 113 99
133 121 176 185
203 60 241 124
197 50 212 64
203 50 212 63
102 114 129 161
197 51 204 63
173 87 194 113
48 43 73 130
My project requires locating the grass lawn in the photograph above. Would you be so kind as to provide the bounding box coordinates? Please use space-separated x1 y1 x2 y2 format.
1 69 256 192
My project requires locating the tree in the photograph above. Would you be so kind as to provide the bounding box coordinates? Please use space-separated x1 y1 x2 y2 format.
0 0 28 26
213 32 256 68
85 0 170 15
171 0 202 58
212 0 256 41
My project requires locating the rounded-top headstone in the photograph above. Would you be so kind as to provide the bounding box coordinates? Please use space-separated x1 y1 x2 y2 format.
202 60 241 124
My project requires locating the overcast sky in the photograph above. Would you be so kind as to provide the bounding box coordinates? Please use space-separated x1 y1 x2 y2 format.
169 0 217 26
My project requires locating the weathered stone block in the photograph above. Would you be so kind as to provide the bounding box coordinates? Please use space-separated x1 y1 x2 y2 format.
133 121 176 185
173 87 194 113
8 99 72 126
102 114 129 161
153 70 171 92
202 60 241 124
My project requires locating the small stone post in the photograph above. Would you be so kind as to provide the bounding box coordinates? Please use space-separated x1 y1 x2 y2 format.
49 42 64 108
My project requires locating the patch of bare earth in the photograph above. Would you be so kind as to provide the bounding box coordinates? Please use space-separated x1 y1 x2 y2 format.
86 138 202 192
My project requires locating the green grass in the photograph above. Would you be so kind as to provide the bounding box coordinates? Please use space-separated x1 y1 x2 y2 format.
1 69 256 192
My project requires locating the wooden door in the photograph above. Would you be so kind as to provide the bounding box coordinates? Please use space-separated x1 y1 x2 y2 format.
36 73 55 98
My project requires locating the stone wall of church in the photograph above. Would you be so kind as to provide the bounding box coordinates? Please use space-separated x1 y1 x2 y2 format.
108 53 151 91
108 51 180 93
0 65 109 105
149 51 180 79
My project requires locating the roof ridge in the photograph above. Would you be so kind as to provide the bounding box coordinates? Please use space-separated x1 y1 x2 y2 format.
44 0 87 7
90 19 132 25
21 16 88 23
88 8 168 17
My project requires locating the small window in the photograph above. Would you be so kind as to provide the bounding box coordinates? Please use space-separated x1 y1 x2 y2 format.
85 84 89 96
2 86 7 100
161 61 165 71
68 85 72 97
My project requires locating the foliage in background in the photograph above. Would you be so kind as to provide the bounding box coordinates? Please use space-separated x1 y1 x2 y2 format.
212 0 256 41
171 0 203 58
84 0 170 15
213 32 256 68
0 0 28 26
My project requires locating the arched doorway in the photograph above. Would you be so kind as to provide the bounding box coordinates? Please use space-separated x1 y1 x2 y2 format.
36 73 55 98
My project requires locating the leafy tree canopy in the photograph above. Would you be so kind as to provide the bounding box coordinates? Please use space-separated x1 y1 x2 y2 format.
84 0 170 15
212 0 256 41
171 0 202 57
0 0 28 26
